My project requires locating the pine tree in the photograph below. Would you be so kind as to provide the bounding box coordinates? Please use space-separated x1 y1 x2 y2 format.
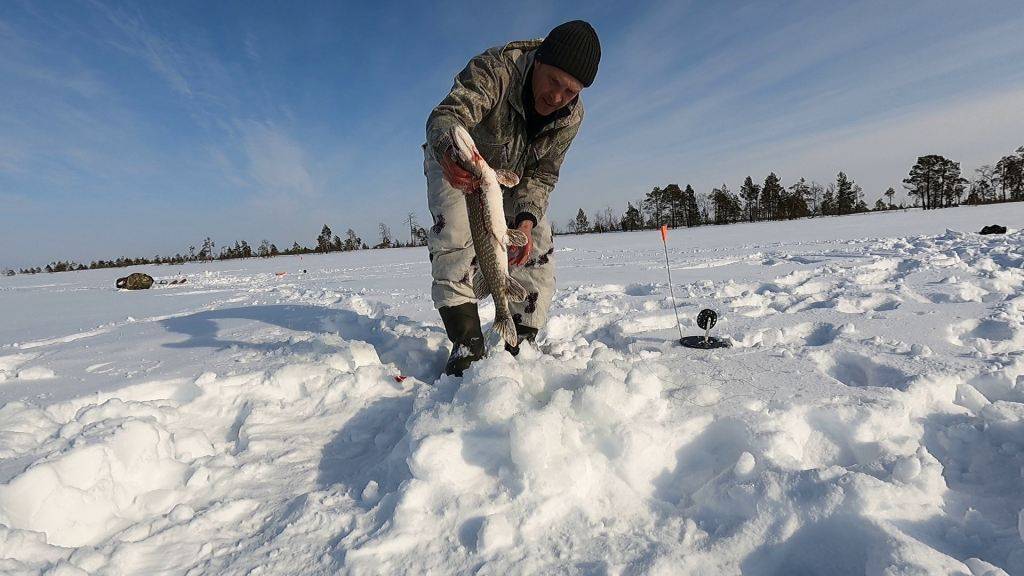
903 155 966 209
344 229 362 251
642 187 666 227
821 184 836 216
620 203 643 231
903 156 942 209
198 237 215 260
884 187 896 209
995 147 1024 201
317 225 334 253
785 178 811 220
835 172 857 215
574 208 590 234
711 184 740 224
739 176 760 222
662 184 684 227
683 185 700 227
760 173 783 221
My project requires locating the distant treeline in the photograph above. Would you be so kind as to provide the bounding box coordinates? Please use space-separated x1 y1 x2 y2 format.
7 147 1023 276
560 146 1024 235
9 215 430 275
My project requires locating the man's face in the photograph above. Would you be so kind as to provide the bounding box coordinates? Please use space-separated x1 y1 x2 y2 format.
531 61 583 116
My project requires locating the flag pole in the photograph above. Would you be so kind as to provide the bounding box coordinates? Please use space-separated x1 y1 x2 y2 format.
661 225 684 342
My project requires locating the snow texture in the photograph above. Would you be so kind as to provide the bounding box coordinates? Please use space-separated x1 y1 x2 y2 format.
2 204 1024 574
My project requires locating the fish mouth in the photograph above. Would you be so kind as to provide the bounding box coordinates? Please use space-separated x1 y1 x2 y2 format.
448 126 486 177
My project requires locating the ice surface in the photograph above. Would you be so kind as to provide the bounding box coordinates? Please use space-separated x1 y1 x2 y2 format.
2 204 1024 573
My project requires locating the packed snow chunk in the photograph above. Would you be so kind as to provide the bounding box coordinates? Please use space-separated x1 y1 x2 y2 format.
892 455 923 482
0 525 72 571
965 557 1011 576
455 375 525 424
0 353 38 381
171 429 216 460
326 338 382 372
0 401 61 459
408 432 483 487
734 451 756 478
168 503 195 524
361 480 380 504
979 400 1024 434
16 365 56 380
955 383 992 413
0 418 189 547
909 343 932 358
477 513 516 554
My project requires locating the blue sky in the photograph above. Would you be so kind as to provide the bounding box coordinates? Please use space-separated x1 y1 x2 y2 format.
2 0 1023 268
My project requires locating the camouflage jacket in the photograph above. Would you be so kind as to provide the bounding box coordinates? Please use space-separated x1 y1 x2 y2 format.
426 39 584 224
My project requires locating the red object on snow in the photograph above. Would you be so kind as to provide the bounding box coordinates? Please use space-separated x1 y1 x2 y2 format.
393 375 407 383
660 225 668 243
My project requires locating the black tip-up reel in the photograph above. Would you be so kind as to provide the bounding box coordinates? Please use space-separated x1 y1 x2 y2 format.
680 308 730 349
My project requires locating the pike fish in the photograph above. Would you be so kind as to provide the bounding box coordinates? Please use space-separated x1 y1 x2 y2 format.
449 125 530 347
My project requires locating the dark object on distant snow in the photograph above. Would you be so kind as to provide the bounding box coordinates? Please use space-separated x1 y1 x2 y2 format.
157 278 187 285
681 308 730 349
979 224 1007 235
116 273 154 290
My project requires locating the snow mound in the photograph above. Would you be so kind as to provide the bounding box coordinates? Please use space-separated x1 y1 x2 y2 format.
3 208 1024 573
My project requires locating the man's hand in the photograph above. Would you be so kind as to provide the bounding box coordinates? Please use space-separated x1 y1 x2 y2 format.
508 220 534 266
439 146 478 193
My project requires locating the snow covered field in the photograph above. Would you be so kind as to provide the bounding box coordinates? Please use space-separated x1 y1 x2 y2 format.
2 203 1024 575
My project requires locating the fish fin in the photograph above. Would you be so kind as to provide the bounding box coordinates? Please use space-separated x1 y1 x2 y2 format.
506 275 528 302
495 169 520 188
473 269 491 300
493 315 518 348
506 229 529 247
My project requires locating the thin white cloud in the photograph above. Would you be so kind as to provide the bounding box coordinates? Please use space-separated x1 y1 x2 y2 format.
747 85 1024 197
90 0 193 97
235 121 320 209
557 84 1024 216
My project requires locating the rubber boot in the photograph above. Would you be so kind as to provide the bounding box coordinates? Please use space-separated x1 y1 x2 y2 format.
505 324 539 357
439 303 485 377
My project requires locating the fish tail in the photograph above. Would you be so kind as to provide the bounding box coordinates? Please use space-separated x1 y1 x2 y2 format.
493 314 518 348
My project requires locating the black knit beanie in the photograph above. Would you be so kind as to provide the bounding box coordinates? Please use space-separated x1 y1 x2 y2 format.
535 20 601 88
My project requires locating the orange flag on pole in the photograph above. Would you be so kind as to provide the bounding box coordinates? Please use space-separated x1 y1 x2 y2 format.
660 224 668 243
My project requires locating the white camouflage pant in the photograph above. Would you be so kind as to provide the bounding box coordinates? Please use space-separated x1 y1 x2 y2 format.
424 146 555 330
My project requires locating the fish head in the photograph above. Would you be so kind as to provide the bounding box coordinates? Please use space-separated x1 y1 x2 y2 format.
449 125 484 177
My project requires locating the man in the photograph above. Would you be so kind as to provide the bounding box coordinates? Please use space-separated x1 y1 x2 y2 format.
425 20 600 376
